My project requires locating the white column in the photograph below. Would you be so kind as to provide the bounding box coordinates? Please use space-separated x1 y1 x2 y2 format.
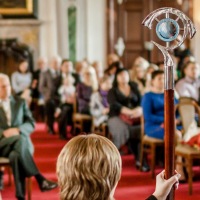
193 0 200 64
38 0 106 66
76 0 87 61
38 0 58 59
86 0 106 66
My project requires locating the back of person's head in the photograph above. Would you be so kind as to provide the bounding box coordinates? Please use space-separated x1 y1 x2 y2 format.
107 53 119 66
151 70 164 80
57 134 122 200
105 61 123 75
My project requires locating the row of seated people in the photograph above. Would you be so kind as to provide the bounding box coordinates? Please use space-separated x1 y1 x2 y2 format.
9 52 199 127
75 65 199 179
1 56 197 199
9 53 200 169
0 72 182 200
0 69 181 200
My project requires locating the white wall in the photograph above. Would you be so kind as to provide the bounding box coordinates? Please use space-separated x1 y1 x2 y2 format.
193 0 200 64
38 0 106 65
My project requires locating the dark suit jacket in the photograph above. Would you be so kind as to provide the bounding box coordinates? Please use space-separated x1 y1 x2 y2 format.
72 72 80 86
39 69 61 102
0 95 35 154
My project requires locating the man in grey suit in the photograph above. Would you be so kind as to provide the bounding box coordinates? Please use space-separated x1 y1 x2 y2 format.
0 73 57 200
39 56 61 134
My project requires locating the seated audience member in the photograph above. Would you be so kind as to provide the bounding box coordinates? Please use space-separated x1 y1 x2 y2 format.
175 61 200 102
107 53 120 66
92 61 104 81
130 63 146 95
90 76 112 127
56 134 181 200
32 57 48 99
145 63 159 93
39 56 61 134
0 73 57 200
11 59 32 105
31 57 48 121
60 59 80 86
133 56 149 69
76 66 98 132
105 61 123 83
107 68 147 170
142 70 185 180
174 39 192 72
56 75 76 139
142 70 181 140
75 60 88 81
77 66 98 114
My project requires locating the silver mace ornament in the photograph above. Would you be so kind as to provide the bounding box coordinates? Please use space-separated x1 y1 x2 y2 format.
142 7 196 200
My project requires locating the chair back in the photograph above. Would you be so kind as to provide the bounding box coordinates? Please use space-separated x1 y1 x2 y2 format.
176 97 200 132
140 115 145 139
73 93 78 114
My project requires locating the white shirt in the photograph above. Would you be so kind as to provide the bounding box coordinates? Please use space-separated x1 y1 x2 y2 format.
0 99 11 126
11 71 32 94
175 76 200 102
58 85 75 104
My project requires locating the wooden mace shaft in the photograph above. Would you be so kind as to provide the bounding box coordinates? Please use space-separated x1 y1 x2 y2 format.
164 89 175 200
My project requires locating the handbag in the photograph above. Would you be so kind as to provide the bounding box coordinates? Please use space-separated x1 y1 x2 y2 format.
119 113 140 125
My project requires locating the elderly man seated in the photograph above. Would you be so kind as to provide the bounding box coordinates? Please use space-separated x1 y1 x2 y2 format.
0 73 57 200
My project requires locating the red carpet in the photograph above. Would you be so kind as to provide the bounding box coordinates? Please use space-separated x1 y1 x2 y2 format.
2 123 200 200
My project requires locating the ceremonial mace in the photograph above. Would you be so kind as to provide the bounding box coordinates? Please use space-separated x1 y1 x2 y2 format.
142 8 196 200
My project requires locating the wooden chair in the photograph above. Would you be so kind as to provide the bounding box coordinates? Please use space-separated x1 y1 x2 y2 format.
0 157 12 186
0 157 32 200
175 98 200 195
73 96 92 134
139 116 164 178
92 121 112 139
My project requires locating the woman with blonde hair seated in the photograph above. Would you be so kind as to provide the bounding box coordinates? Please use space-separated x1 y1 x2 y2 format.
57 134 180 200
129 57 149 95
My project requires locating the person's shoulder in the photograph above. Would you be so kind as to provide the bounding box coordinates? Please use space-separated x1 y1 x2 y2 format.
129 81 138 88
142 91 154 99
108 87 116 94
176 77 186 85
11 95 25 104
77 82 83 87
143 91 153 96
72 72 78 77
11 71 19 76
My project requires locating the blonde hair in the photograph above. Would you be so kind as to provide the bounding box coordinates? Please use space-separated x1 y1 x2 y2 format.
57 134 122 200
133 56 149 70
83 66 99 91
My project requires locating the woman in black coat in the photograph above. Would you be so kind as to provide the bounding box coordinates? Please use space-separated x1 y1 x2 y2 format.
108 68 148 171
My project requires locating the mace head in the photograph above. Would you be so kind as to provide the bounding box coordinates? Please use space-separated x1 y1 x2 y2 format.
142 7 196 50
